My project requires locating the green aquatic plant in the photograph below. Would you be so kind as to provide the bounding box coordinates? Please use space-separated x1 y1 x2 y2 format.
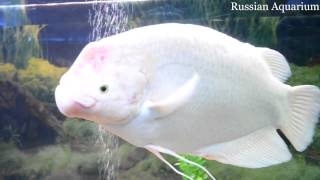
0 63 16 73
0 0 42 68
207 153 320 180
18 58 67 102
0 125 21 146
0 142 100 179
129 0 279 48
178 0 280 48
176 155 209 180
0 59 67 103
63 118 98 143
0 63 16 80
0 142 24 176
288 64 320 87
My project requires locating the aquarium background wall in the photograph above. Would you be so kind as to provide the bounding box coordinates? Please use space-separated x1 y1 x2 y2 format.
0 0 320 180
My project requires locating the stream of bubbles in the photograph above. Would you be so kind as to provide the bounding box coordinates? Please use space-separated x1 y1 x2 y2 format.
88 1 129 180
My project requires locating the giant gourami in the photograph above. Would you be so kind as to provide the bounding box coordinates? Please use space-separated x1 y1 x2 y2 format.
55 23 320 179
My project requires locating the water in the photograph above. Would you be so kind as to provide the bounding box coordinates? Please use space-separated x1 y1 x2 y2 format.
0 1 320 180
88 0 128 41
0 0 151 9
96 126 119 180
88 1 129 180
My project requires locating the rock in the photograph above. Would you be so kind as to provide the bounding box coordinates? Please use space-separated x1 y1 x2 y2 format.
0 79 65 149
117 144 148 171
276 16 320 66
45 171 84 180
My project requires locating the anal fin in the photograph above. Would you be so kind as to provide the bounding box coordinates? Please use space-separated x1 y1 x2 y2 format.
197 127 292 168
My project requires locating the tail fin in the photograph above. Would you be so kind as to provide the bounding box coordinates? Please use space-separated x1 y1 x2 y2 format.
281 85 320 152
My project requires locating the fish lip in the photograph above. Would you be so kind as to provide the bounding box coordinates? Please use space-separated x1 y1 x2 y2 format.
72 96 97 109
57 99 92 118
55 84 97 120
74 100 94 109
56 83 97 109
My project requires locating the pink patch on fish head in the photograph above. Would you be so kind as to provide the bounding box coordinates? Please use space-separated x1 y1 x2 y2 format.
72 42 110 75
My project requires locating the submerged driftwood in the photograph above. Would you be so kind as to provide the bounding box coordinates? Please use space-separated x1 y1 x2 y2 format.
0 79 64 148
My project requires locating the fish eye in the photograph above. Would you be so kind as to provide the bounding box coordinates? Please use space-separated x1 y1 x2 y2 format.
100 85 109 93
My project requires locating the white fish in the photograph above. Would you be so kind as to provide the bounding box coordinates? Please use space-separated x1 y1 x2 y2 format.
55 23 320 179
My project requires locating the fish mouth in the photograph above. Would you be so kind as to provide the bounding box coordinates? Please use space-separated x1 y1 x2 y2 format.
73 95 97 108
55 84 97 118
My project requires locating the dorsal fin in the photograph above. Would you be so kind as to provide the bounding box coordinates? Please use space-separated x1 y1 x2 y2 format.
258 48 291 82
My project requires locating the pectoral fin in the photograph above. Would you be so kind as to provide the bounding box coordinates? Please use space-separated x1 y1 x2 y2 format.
142 73 200 119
